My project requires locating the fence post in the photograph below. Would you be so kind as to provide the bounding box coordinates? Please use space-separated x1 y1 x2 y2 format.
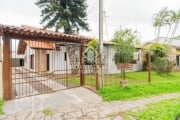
95 51 100 89
0 38 2 98
3 35 12 100
0 62 2 98
148 51 151 83
80 43 85 86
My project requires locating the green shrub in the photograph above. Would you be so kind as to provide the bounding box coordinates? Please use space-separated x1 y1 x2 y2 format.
114 51 134 64
152 58 175 74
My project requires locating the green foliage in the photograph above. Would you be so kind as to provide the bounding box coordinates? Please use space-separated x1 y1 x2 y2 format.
98 81 180 101
87 38 99 50
126 71 180 82
152 58 175 74
145 43 175 74
126 98 180 120
153 7 180 43
149 43 167 58
111 28 139 64
0 98 4 115
114 50 134 64
43 108 53 116
68 71 180 88
35 0 89 34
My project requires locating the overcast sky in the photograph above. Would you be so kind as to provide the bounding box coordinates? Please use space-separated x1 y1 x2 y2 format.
0 0 180 43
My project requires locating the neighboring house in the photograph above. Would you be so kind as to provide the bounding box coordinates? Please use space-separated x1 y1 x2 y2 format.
85 41 143 74
17 40 72 74
144 37 180 67
103 41 143 74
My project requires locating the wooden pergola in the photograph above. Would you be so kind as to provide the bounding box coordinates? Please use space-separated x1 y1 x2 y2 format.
0 24 91 100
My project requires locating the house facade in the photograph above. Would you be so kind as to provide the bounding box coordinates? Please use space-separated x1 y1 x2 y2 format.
144 37 180 68
103 41 143 74
18 40 72 74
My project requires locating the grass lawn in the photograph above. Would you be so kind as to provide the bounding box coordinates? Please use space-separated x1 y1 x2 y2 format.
0 98 4 115
104 71 180 85
125 97 180 120
68 71 180 101
126 71 180 84
98 71 180 101
98 81 180 101
69 71 180 87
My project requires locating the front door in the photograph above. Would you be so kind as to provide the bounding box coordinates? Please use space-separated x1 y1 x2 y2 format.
46 54 50 71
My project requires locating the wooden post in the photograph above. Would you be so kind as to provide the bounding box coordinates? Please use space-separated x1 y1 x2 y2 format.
148 51 151 83
80 43 85 86
3 36 12 100
95 51 99 90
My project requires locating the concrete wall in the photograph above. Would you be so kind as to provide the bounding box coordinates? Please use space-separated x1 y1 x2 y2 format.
0 62 3 98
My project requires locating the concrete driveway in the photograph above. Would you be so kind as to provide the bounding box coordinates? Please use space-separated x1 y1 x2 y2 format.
3 87 102 115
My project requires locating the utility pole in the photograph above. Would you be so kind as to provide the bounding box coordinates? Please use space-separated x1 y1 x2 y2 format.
99 0 104 88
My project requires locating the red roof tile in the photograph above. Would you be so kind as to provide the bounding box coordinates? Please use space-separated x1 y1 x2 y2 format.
0 24 91 43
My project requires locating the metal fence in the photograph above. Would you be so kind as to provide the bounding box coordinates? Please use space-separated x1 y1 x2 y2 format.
11 39 82 99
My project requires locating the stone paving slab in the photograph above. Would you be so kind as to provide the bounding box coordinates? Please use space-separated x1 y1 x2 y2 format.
1 89 180 120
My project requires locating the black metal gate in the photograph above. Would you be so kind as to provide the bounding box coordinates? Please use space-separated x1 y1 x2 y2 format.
11 39 82 99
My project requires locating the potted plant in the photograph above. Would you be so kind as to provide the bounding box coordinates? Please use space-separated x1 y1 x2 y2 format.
114 48 134 87
111 28 139 87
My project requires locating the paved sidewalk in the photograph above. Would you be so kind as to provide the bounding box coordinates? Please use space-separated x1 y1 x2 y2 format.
0 88 180 120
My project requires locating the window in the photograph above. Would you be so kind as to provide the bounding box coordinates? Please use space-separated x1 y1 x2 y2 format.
20 59 24 66
64 52 67 61
30 55 34 69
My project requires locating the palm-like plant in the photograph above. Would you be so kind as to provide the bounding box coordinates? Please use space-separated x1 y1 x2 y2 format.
153 7 169 42
168 9 180 44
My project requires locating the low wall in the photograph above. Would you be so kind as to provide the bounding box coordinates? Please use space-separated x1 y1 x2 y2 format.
0 62 2 98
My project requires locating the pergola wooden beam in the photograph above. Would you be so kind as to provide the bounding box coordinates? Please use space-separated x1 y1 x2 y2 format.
3 35 12 100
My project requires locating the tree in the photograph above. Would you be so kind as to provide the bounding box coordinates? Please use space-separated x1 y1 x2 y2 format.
36 0 90 74
153 7 169 42
35 0 90 34
112 29 139 64
111 28 140 86
153 7 180 44
168 9 180 44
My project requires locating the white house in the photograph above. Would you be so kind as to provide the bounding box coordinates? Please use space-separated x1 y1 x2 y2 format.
103 41 143 74
17 40 72 74
84 41 143 74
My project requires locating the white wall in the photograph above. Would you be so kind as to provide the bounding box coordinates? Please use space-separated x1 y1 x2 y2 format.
103 46 120 74
48 46 71 74
133 49 143 71
11 51 24 59
103 46 143 74
24 46 35 71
